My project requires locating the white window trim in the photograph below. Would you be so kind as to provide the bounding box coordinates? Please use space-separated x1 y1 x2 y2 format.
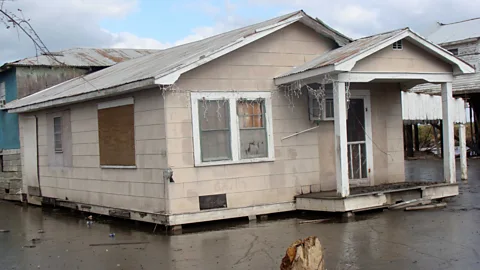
191 91 275 167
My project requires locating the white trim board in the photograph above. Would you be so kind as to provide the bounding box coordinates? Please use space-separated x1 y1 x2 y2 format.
190 91 275 167
98 97 134 110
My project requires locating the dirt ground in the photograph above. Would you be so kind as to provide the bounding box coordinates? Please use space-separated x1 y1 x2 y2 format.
1 159 480 270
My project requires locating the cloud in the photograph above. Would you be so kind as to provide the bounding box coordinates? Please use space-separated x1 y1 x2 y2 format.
248 0 480 38
0 0 164 63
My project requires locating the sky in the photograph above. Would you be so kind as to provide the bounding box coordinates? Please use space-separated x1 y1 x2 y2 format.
1 0 480 64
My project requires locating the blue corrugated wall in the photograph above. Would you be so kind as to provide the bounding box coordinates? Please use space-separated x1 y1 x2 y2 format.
0 68 20 150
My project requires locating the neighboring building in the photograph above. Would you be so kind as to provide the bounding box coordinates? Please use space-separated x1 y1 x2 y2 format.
412 18 480 149
6 11 473 228
0 48 160 200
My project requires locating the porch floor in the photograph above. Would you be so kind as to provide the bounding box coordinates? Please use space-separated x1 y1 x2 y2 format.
296 182 442 199
296 182 458 212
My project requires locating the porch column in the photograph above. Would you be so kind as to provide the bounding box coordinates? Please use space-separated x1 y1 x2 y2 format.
441 82 456 183
334 81 349 197
459 123 468 180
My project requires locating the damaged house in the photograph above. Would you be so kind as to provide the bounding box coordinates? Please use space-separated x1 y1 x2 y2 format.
5 11 474 228
0 48 159 200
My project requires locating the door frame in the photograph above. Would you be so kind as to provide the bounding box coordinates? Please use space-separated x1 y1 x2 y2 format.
348 90 374 186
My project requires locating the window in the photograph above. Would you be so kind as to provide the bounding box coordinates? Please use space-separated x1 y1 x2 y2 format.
191 92 274 166
53 117 63 152
97 98 135 167
448 48 458 56
392 40 403 50
308 89 334 121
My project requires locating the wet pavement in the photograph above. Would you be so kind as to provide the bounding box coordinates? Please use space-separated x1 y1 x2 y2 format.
1 159 480 270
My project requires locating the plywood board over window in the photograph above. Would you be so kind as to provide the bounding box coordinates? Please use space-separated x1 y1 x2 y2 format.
98 98 135 167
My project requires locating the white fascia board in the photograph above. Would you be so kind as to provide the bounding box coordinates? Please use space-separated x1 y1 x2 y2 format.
274 65 336 85
154 14 303 85
338 72 453 83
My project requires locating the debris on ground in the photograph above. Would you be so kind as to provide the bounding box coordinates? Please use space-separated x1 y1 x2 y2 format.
389 198 432 210
280 236 324 270
298 219 329 225
406 202 447 211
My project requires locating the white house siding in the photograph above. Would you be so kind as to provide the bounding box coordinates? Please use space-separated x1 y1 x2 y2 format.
19 88 167 213
166 22 337 214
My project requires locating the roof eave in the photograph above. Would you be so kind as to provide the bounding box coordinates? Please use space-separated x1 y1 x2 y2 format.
7 78 156 113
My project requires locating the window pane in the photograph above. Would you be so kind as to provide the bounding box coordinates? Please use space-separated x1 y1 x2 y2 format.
325 99 334 118
201 130 231 161
53 117 62 152
238 100 264 128
240 129 267 159
198 99 231 162
198 100 229 130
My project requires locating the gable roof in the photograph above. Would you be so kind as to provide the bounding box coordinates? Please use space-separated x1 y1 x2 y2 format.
275 28 475 85
6 10 351 113
1 48 161 69
428 18 480 45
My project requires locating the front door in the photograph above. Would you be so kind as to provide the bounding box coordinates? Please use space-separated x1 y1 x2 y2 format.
346 94 373 186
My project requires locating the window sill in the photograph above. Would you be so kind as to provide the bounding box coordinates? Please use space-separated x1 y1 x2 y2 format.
195 157 275 167
101 165 137 169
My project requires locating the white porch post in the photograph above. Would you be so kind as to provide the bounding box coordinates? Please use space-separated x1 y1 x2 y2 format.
334 81 349 197
441 82 456 183
459 123 468 180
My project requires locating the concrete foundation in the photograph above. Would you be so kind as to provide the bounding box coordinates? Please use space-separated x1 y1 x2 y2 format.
0 151 22 201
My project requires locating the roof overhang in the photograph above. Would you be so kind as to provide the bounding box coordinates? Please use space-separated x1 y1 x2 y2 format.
7 78 155 113
275 29 475 86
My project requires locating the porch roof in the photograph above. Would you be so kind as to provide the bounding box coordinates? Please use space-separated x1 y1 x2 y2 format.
275 28 475 85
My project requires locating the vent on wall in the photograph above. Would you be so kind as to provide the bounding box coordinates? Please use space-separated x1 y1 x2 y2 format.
393 40 403 50
199 194 227 210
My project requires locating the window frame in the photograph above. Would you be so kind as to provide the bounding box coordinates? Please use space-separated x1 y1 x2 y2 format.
53 116 63 153
191 92 274 167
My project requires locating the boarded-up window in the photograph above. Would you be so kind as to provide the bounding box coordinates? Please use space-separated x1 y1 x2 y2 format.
198 100 231 162
53 117 63 152
98 101 135 166
237 100 267 159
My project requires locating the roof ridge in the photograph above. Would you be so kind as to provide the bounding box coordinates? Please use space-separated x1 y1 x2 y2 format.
439 17 480 26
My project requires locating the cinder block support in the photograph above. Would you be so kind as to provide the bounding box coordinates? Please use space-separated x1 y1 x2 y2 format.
441 82 456 183
459 123 468 180
334 81 349 197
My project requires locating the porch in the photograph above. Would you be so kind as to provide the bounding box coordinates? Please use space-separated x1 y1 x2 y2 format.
274 29 474 213
296 182 458 212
